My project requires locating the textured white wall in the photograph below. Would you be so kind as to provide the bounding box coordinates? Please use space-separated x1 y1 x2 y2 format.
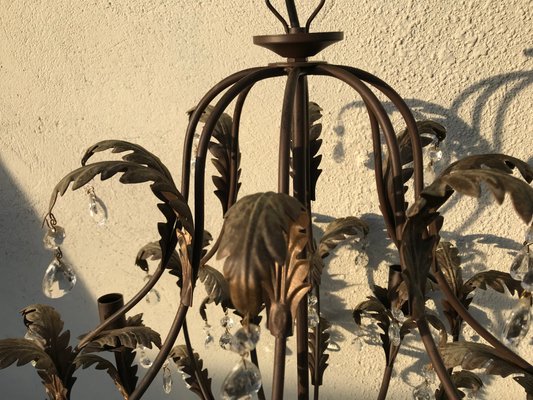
0 0 532 399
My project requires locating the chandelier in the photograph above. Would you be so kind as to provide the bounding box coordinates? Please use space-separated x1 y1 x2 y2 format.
1 1 532 399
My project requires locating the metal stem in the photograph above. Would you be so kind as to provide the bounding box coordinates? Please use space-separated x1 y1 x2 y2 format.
272 337 288 400
183 319 214 400
293 74 310 400
285 0 300 28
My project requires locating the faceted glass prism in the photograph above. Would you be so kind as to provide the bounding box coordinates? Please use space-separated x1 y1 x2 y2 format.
43 226 66 250
42 258 77 298
230 324 260 355
221 359 262 400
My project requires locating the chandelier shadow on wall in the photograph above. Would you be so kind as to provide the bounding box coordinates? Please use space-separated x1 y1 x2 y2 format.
1 1 533 399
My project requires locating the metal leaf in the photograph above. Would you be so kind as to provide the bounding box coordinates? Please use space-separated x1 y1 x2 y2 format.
195 105 240 214
81 139 175 183
353 296 392 362
198 265 231 306
84 326 161 353
464 270 524 297
134 241 182 273
410 154 533 224
0 338 56 372
74 354 128 399
318 216 369 259
169 344 213 399
217 192 306 316
435 370 483 399
308 317 330 386
436 242 462 298
309 102 323 201
440 341 531 380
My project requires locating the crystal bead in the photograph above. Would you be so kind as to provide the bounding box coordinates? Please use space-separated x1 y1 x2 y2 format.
412 382 432 400
204 331 214 349
510 249 531 281
230 324 260 355
221 359 262 400
308 307 319 328
388 321 401 347
428 146 443 162
308 294 318 306
221 314 235 329
43 226 66 249
162 362 172 394
220 331 233 350
326 341 340 352
138 346 153 368
502 298 531 347
391 308 405 322
42 258 77 298
88 194 108 226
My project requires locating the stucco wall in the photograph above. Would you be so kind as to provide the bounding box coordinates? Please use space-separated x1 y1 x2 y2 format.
0 0 532 398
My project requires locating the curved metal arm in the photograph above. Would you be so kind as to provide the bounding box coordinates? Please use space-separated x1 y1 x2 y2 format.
265 0 289 33
305 0 326 32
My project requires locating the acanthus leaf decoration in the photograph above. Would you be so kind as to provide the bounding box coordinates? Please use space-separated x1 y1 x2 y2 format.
169 344 213 399
217 192 306 318
308 317 330 387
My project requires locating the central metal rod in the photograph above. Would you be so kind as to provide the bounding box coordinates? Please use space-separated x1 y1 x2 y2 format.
285 0 300 28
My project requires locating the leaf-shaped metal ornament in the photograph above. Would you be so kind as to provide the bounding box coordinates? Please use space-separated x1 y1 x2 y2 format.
135 241 182 274
0 338 56 371
308 102 323 201
353 296 392 362
74 354 129 399
410 154 533 224
21 305 75 386
195 105 240 214
318 216 369 259
440 341 533 393
83 326 161 353
217 192 306 317
81 139 175 183
308 317 330 387
198 265 232 322
464 271 524 298
436 242 463 297
263 214 311 337
435 370 483 400
169 344 213 399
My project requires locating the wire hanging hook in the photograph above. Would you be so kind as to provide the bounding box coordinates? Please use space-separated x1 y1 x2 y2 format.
305 0 326 32
265 0 290 33
265 1 327 33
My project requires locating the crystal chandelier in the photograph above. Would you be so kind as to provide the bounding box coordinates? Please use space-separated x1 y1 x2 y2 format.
1 1 533 400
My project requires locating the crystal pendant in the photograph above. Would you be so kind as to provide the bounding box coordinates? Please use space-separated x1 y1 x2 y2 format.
221 359 262 400
526 226 533 244
162 361 172 394
308 294 318 306
221 314 235 329
230 324 260 355
428 145 443 163
502 298 531 347
143 275 161 304
204 331 214 349
412 382 432 400
391 308 405 323
220 331 233 350
43 226 66 249
88 194 108 226
138 345 153 368
510 249 531 281
388 321 401 347
308 307 319 328
42 258 77 298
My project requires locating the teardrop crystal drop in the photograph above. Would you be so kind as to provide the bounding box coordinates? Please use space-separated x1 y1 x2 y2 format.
43 226 66 249
221 359 262 400
510 249 530 281
412 382 432 400
428 145 443 162
502 299 531 347
162 364 172 394
308 294 318 306
388 321 401 347
220 331 233 350
138 346 153 368
221 314 235 329
391 308 405 322
42 258 77 298
88 195 108 226
230 324 260 355
204 331 214 349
